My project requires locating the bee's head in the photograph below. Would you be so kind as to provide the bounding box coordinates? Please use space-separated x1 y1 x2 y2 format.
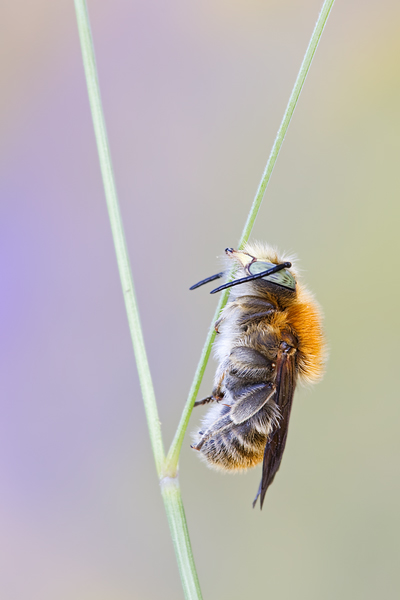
225 246 296 292
189 242 297 295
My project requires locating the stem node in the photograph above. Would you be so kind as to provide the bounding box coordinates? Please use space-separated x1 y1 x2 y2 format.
160 473 180 489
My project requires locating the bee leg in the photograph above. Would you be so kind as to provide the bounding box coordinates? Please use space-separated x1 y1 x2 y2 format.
191 430 220 452
229 382 276 425
194 379 225 406
191 414 232 451
214 316 224 333
193 394 223 407
193 396 213 407
214 301 240 332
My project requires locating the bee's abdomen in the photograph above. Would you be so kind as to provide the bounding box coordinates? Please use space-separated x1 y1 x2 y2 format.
198 407 274 471
200 424 266 470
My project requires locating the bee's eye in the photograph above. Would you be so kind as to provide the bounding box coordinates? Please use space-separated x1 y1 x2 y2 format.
248 261 275 274
248 261 296 291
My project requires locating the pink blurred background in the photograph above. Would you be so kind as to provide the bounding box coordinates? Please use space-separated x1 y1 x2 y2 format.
1 1 400 598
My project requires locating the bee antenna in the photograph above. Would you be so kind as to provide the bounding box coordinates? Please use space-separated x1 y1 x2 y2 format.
189 272 224 291
210 262 291 294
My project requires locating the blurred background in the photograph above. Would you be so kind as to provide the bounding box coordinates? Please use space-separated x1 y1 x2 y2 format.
1 0 400 598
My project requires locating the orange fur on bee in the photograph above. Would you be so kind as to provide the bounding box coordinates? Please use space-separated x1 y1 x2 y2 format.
238 242 327 384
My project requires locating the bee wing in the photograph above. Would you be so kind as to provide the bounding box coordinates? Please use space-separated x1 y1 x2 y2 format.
254 349 297 509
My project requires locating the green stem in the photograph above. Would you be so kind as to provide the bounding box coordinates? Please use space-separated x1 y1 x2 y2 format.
73 0 165 475
165 0 336 472
161 477 202 599
239 0 335 245
74 2 202 597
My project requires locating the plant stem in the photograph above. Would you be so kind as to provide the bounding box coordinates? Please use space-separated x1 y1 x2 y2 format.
239 0 335 245
73 0 165 475
74 2 203 597
161 477 202 599
165 0 336 471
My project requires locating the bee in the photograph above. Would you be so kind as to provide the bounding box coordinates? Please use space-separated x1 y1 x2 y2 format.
190 243 326 509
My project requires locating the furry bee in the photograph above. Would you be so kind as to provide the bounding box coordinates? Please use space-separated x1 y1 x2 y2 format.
190 243 326 509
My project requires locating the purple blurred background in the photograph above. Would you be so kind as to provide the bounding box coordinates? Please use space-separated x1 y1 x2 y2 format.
1 1 400 598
